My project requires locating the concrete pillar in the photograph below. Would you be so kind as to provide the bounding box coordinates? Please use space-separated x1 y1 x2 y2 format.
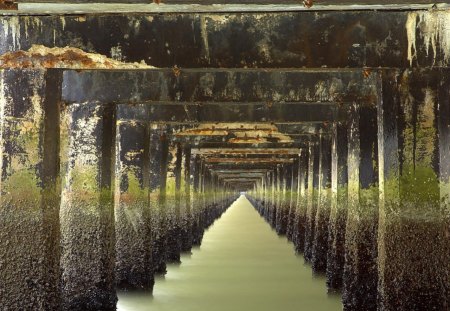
326 121 348 292
165 140 182 263
191 154 203 246
181 146 193 252
312 133 332 273
149 125 167 274
114 115 153 289
304 142 320 263
293 148 308 253
60 102 117 310
0 69 61 310
342 101 378 311
287 159 299 241
276 164 292 235
377 69 449 310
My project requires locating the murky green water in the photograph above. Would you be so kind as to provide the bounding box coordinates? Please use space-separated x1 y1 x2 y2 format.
118 195 342 311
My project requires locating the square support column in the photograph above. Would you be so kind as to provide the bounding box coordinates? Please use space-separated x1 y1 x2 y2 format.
60 102 117 310
149 125 168 274
305 141 320 263
312 133 332 273
293 148 308 254
114 116 153 290
343 101 379 311
377 69 449 310
0 69 61 310
327 121 348 292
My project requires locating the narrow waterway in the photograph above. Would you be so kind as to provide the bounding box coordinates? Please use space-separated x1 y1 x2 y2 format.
118 195 342 311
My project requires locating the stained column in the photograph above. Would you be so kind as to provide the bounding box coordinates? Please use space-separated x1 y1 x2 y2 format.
0 69 61 310
149 125 168 274
312 133 332 273
287 159 299 241
181 145 193 252
377 69 449 310
60 102 117 310
326 121 348 292
276 164 292 235
293 148 308 254
114 112 153 290
304 141 320 263
342 100 378 311
165 140 182 263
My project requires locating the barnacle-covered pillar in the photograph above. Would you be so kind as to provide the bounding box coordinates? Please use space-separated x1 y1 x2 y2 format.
343 100 378 311
60 102 117 310
276 164 292 235
304 142 320 263
149 125 168 274
293 148 308 253
286 159 299 241
326 121 348 292
377 69 449 310
181 145 193 252
0 69 61 310
191 154 203 246
165 140 182 263
312 133 332 273
114 110 153 290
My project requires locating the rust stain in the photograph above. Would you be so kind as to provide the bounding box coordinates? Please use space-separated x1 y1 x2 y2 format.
303 0 313 8
0 45 153 69
363 68 372 78
0 0 17 10
172 65 181 77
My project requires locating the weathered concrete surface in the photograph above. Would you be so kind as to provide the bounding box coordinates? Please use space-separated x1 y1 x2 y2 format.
292 149 308 254
286 159 299 241
0 69 61 310
59 102 117 310
377 69 450 311
304 142 319 263
326 121 348 292
1 11 450 68
181 146 193 252
114 117 153 290
165 137 183 263
149 124 168 274
312 133 331 274
343 100 379 311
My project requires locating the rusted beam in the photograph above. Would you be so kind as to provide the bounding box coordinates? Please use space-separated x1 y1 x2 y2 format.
205 158 294 164
0 1 17 10
192 148 300 155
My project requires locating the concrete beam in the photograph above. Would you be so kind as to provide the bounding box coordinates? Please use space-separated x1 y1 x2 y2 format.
62 69 375 104
1 11 449 68
326 121 348 292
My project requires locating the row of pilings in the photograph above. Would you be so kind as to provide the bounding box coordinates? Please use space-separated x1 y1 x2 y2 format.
248 72 450 311
0 69 239 311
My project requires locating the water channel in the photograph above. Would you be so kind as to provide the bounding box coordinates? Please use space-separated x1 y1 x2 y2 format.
118 196 342 311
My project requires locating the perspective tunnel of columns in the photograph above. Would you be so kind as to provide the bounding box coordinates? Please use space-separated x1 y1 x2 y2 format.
0 1 449 311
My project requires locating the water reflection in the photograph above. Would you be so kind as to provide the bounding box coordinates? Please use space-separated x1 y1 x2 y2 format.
118 196 342 311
